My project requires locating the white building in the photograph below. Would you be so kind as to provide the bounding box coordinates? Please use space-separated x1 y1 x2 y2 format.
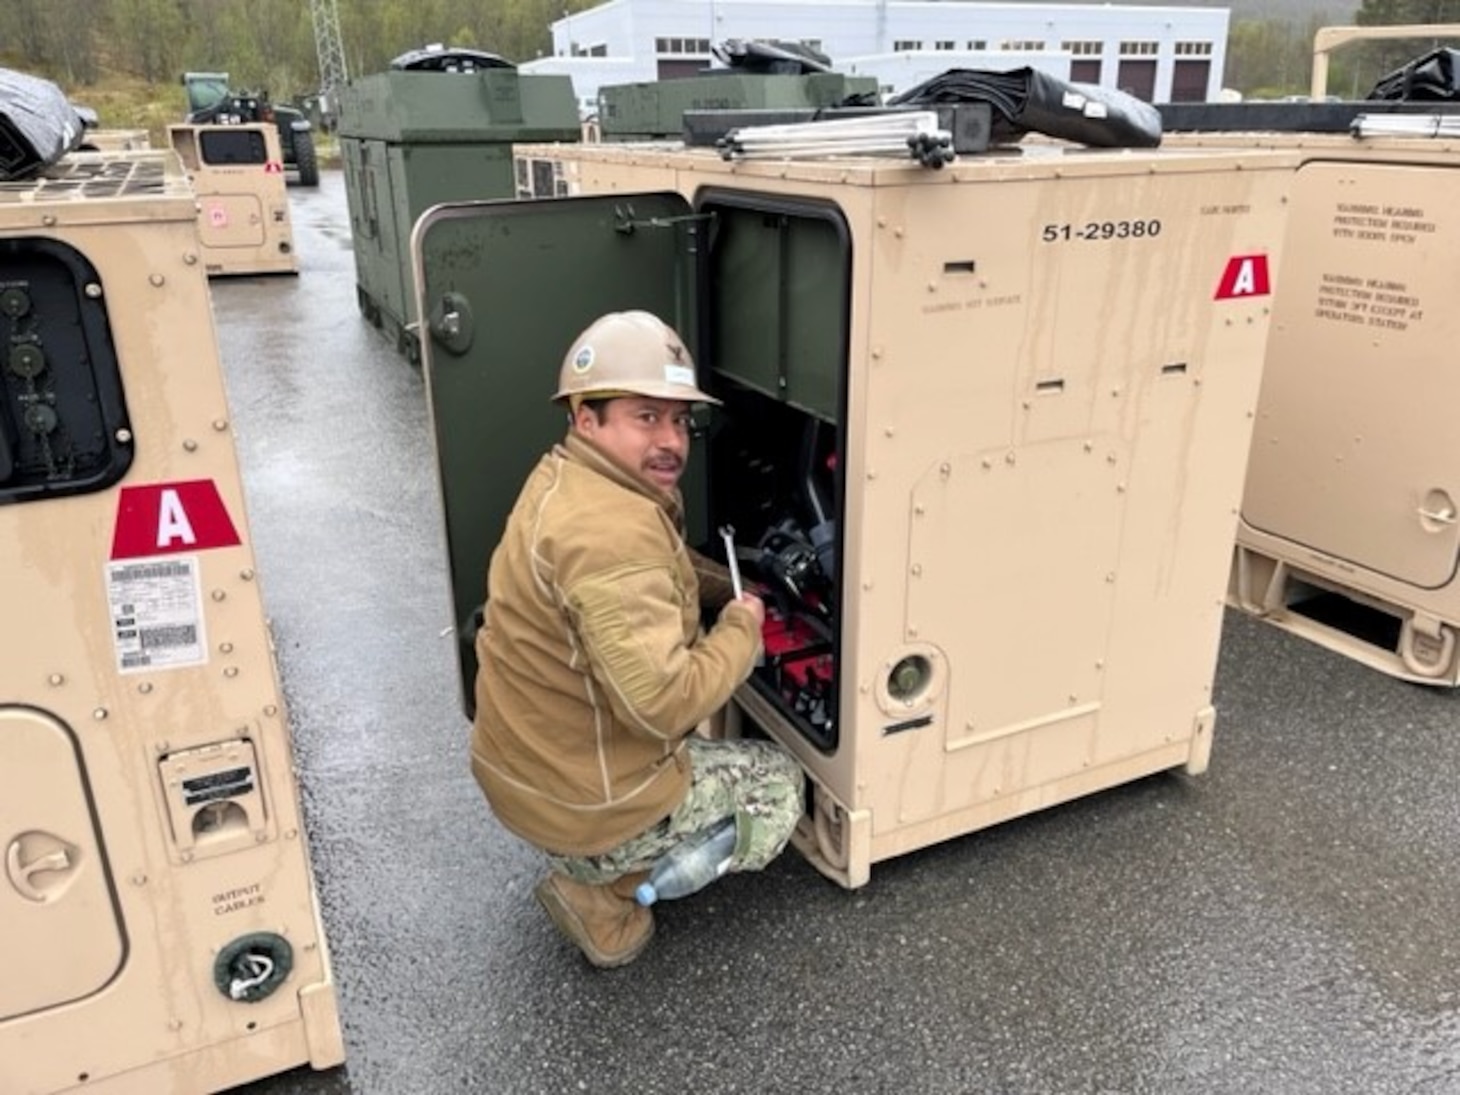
520 1 1229 114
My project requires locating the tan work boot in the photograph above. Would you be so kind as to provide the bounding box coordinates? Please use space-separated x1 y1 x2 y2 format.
534 871 654 969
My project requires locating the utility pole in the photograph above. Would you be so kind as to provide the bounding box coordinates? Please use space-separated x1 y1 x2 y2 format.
309 0 350 128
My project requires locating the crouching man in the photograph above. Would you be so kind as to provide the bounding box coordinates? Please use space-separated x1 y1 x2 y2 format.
469 310 805 968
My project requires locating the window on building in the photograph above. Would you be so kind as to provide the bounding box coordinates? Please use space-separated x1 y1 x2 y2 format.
1001 40 1046 52
1175 41 1214 57
967 39 987 50
655 37 710 55
1062 40 1102 57
936 40 955 51
893 40 922 52
572 42 608 57
1119 40 1159 57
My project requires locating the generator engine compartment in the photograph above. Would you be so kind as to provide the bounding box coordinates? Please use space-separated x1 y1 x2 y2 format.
707 385 842 750
694 192 850 753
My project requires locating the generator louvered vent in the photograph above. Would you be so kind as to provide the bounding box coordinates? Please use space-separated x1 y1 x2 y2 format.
0 153 186 203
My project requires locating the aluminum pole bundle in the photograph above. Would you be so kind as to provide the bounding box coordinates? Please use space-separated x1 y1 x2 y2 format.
1351 112 1460 139
717 111 955 168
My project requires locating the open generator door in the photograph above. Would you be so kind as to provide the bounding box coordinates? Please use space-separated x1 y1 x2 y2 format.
412 192 697 711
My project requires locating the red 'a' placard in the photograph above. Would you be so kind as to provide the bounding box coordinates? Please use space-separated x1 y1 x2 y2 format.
110 480 242 560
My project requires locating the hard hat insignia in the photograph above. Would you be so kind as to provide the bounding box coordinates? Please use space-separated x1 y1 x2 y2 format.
667 340 685 364
572 346 595 373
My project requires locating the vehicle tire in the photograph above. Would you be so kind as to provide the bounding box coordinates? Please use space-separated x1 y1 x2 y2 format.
293 130 320 187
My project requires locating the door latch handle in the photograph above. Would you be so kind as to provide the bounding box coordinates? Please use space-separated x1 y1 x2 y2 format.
7 840 71 902
1417 506 1457 526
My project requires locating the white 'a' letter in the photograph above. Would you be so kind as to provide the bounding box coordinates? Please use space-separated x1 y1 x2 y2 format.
1231 258 1257 296
156 489 198 548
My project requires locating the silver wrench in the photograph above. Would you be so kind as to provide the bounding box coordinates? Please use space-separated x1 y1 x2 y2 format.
719 525 743 599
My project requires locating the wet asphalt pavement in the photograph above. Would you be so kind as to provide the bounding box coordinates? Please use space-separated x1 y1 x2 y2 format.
216 171 1460 1095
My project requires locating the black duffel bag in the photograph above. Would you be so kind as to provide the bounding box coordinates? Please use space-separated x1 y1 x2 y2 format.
1367 47 1460 101
889 66 1162 148
0 67 86 181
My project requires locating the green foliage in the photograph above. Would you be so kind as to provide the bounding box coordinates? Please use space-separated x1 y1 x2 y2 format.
1348 0 1460 94
0 0 594 101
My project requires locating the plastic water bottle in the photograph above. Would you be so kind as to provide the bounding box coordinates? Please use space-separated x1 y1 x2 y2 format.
634 816 738 906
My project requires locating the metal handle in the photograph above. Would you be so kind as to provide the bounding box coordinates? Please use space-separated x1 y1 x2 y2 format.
1417 506 1456 526
7 841 71 903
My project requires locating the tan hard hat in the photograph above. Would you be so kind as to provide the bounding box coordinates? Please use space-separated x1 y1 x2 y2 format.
554 310 720 405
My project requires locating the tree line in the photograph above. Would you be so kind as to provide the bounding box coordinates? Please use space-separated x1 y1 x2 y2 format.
4 0 1460 103
0 0 596 101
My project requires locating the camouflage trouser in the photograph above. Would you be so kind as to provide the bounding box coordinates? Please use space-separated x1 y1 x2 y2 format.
548 737 805 886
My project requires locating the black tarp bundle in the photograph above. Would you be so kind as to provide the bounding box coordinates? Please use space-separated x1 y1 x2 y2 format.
712 39 835 76
1367 48 1460 101
889 66 1162 148
0 67 85 180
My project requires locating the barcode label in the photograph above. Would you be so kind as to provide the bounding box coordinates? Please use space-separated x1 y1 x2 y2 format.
107 555 207 673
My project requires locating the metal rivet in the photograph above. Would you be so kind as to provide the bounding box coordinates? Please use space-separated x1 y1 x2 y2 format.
212 419 228 431
223 666 239 678
911 564 923 577
168 1019 184 1031
156 741 169 753
263 704 278 717
219 642 234 654
138 681 153 694
240 568 255 581
211 590 226 602
184 252 199 265
132 873 147 886
116 428 132 444
93 707 107 720
149 274 165 287
48 673 64 686
183 439 198 452
42 214 58 227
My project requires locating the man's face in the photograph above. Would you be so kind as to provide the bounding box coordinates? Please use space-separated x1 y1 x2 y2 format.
574 396 693 492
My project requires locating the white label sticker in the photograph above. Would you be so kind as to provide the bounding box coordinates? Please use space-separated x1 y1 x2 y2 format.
106 555 208 673
664 364 696 387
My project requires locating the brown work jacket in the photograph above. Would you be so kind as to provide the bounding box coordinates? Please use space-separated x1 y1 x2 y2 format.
470 431 760 856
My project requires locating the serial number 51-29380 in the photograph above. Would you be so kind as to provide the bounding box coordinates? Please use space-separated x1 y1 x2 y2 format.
1041 219 1163 242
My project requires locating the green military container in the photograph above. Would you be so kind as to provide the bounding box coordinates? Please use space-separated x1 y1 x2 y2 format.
337 55 581 363
598 73 878 140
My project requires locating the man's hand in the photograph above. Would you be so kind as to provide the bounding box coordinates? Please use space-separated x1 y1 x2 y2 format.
722 591 765 629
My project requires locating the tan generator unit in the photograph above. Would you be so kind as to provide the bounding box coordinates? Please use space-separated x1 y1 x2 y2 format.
1164 126 1460 684
417 135 1302 888
0 151 343 1092
168 122 298 277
